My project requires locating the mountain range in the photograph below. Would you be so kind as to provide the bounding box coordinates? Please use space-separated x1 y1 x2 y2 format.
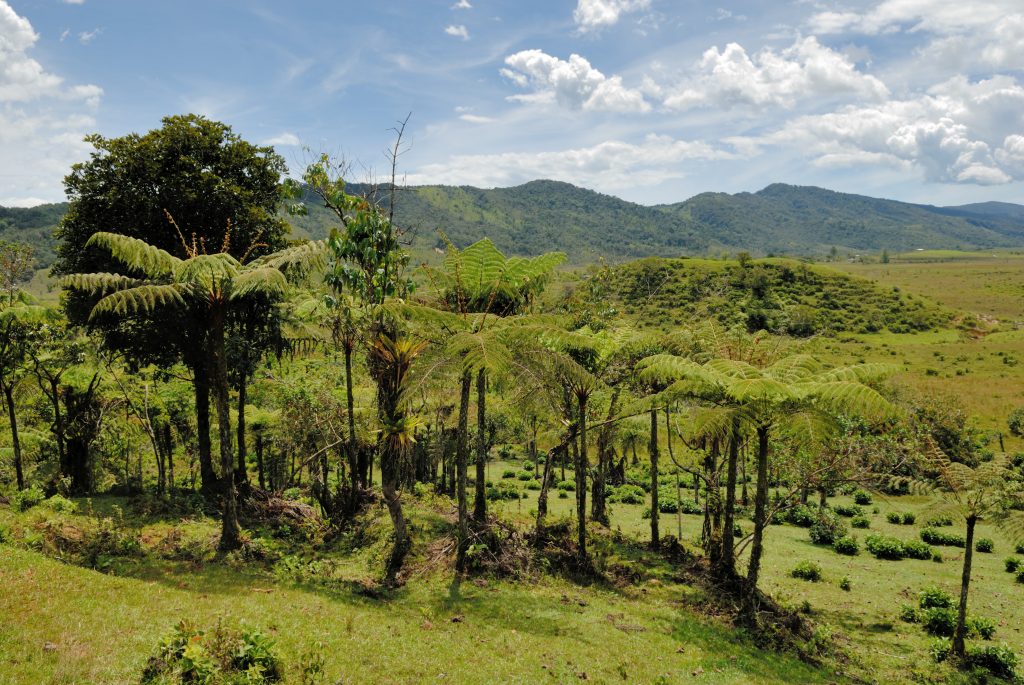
5 182 1024 267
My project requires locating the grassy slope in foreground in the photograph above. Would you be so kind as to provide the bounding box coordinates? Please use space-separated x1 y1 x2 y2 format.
0 540 829 685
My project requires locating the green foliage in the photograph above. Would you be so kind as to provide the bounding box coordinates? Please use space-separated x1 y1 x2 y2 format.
607 485 646 505
556 480 575 492
486 482 520 502
501 469 516 479
964 644 1018 680
851 515 871 529
902 540 934 560
1017 542 1024 555
975 537 994 553
886 511 915 524
864 534 906 560
1008 406 1024 438
41 494 77 514
925 515 954 527
833 504 862 517
786 504 817 527
12 485 44 512
920 607 957 637
809 510 847 546
839 576 852 591
790 560 823 582
142 618 283 684
899 605 920 623
968 616 996 640
852 489 873 505
1004 557 1021 573
918 586 954 609
833 535 860 556
920 528 966 547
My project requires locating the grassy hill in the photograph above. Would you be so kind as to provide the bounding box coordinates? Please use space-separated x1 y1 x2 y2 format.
583 257 954 337
6 182 1024 267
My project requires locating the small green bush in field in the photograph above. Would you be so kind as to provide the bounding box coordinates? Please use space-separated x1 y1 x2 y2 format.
839 576 851 592
899 604 920 623
975 537 994 553
141 618 283 684
790 560 822 582
833 504 862 517
902 539 933 560
965 645 1018 680
921 607 956 637
1017 542 1024 555
42 494 77 514
1006 557 1021 573
865 534 904 560
918 586 954 609
501 469 516 479
900 512 916 525
920 528 965 547
852 489 872 505
925 515 953 527
12 486 44 512
1016 568 1024 584
850 515 870 529
833 535 860 556
968 616 996 640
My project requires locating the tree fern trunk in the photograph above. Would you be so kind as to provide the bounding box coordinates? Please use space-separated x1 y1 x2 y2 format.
649 408 660 551
455 371 471 572
3 382 24 490
742 426 771 625
194 365 217 497
212 313 241 552
576 394 588 563
952 515 977 659
473 369 487 522
718 422 740 581
235 377 248 487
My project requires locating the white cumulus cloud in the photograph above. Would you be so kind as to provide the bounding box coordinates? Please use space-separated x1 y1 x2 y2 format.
501 49 650 113
663 37 889 110
444 24 470 40
573 0 651 33
0 1 103 204
451 0 472 8
262 132 300 146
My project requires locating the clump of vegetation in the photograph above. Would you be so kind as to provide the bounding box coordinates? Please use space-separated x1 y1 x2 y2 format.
920 528 966 547
833 535 860 556
864 534 919 560
12 485 45 512
886 511 915 525
809 509 847 545
833 504 862 518
607 484 645 505
1005 557 1021 573
974 537 994 553
852 489 873 505
141 619 283 684
790 560 822 582
839 576 852 592
850 515 871 529
925 515 954 527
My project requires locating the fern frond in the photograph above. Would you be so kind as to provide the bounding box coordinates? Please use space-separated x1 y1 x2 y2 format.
229 266 288 300
90 284 184 318
86 232 180 278
812 363 898 383
60 272 144 295
258 240 328 275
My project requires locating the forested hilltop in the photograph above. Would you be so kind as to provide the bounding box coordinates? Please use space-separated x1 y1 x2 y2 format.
7 181 1024 268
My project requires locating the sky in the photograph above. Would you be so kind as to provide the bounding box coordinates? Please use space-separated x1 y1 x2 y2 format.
1 0 1023 208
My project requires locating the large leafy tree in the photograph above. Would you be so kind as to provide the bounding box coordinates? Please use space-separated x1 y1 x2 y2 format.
53 114 289 495
62 232 296 551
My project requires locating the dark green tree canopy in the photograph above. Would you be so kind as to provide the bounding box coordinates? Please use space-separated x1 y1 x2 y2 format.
54 114 290 365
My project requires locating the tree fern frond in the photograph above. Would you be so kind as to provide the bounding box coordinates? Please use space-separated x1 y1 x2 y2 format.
812 363 898 383
801 381 895 422
86 232 180 277
60 272 145 295
229 266 288 300
90 284 184 318
257 240 328 275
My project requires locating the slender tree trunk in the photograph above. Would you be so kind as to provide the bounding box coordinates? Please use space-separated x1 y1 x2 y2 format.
236 377 248 486
344 341 362 494
164 423 174 491
211 316 241 553
575 393 589 563
194 365 217 496
473 369 487 521
3 382 24 490
718 423 740 582
255 433 265 490
591 389 619 526
455 371 471 572
743 426 771 625
536 433 570 532
952 515 977 659
818 488 827 509
49 378 65 473
649 408 660 550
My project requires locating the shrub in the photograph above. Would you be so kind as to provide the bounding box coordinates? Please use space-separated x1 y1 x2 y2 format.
900 512 916 525
522 460 535 472
839 576 851 591
833 535 860 556
790 560 822 582
557 480 575 492
1017 568 1024 584
42 494 77 514
920 528 965 547
918 586 954 609
141 619 283 684
902 539 933 560
929 638 950 663
486 482 519 501
851 515 870 529
1017 542 1024 555
931 551 943 563
968 616 996 640
524 480 541 491
899 604 920 623
852 489 873 505
501 469 516 479
786 504 817 527
921 607 956 637
965 645 1018 680
809 510 847 545
1005 557 1021 573
975 537 994 553
12 486 44 512
557 491 568 499
607 484 645 505
925 515 953 527
886 512 901 524
865 534 904 560
516 471 533 481
833 504 862 518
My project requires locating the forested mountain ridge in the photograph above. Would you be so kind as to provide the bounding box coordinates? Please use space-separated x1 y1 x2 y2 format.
5 181 1024 266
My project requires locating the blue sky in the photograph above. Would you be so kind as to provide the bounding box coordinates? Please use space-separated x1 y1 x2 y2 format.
1 0 1022 207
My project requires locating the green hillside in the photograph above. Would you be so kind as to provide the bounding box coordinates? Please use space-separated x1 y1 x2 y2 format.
583 257 954 336
5 182 1024 267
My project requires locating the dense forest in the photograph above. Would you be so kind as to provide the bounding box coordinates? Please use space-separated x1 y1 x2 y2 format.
2 115 1024 685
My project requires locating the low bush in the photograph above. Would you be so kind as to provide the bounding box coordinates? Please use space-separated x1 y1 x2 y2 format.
925 515 954 527
975 537 994 553
852 489 873 505
839 576 851 591
886 512 901 524
918 586 954 609
524 480 541 491
968 616 996 640
901 512 916 525
790 560 822 582
899 604 920 623
920 528 965 547
522 460 535 472
833 535 860 556
833 504 862 517
786 504 817 527
809 510 847 545
141 618 283 684
865 534 905 560
964 645 1018 680
851 515 870 529
1017 542 1024 555
516 471 533 481
1017 568 1024 584
42 494 77 514
902 539 933 560
12 486 44 512
486 482 520 501
557 491 568 499
501 469 516 479
886 511 916 525
1006 557 1021 573
921 607 956 637
557 480 575 492
607 484 645 505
